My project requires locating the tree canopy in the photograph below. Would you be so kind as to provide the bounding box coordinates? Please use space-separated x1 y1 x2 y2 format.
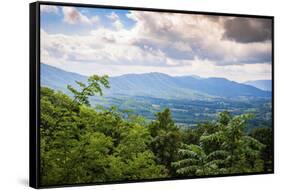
40 75 272 186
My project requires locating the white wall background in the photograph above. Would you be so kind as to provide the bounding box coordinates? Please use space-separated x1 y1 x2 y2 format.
0 0 279 189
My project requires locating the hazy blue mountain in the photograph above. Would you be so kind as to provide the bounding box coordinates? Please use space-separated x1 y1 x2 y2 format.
41 63 271 99
41 63 87 92
244 80 272 92
174 76 270 97
106 72 212 99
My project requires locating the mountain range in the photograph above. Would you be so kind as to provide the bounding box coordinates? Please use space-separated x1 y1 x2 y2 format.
41 63 271 100
244 80 272 92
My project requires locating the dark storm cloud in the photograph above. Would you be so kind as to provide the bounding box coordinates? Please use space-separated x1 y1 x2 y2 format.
223 18 272 43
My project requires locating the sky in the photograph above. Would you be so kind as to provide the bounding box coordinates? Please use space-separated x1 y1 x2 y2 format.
40 5 272 83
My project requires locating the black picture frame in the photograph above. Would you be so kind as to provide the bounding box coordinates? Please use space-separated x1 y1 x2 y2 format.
30 1 274 188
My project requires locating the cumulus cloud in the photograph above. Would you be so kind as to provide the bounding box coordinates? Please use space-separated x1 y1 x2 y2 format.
62 7 99 25
106 12 124 30
223 17 272 43
41 9 272 82
107 12 119 21
126 11 271 65
41 28 172 69
41 5 59 14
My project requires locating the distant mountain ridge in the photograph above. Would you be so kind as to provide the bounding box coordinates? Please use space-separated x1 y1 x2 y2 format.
41 63 271 100
244 80 272 92
41 63 87 92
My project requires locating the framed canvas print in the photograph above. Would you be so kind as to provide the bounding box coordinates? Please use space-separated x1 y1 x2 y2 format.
29 1 274 188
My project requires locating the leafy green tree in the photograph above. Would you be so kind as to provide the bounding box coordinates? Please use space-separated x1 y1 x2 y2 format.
149 108 182 175
172 111 265 176
122 151 167 180
40 88 82 184
40 78 168 186
67 75 110 106
172 144 228 176
112 121 168 180
250 127 273 172
40 74 272 186
220 113 264 173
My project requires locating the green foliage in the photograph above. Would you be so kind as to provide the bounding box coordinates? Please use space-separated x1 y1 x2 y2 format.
172 111 266 176
40 86 166 186
148 108 182 175
250 127 273 172
40 76 272 186
172 144 228 176
67 75 110 106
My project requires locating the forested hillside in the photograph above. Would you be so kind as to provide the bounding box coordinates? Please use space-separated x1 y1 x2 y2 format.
40 75 273 186
41 63 271 99
41 63 272 129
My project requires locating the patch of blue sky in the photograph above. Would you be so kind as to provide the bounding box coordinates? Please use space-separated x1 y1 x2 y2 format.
41 6 136 35
78 7 136 29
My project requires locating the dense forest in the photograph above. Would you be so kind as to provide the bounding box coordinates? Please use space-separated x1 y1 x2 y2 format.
40 75 273 186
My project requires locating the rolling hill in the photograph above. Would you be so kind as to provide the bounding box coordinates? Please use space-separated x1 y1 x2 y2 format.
244 80 272 92
41 63 271 100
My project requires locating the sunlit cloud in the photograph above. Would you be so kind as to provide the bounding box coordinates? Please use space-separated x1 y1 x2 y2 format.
41 5 59 14
62 7 99 25
40 7 272 82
